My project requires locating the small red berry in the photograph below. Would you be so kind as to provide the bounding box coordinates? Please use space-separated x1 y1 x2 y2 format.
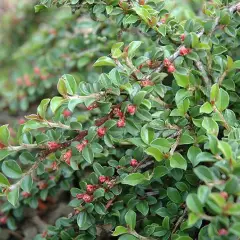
139 0 145 5
48 142 61 150
63 149 72 165
127 105 137 115
117 118 126 128
76 143 85 152
180 34 185 41
130 159 138 167
22 192 31 198
51 161 58 170
163 58 171 67
113 108 124 118
99 176 107 183
82 140 88 146
83 194 93 203
24 74 32 86
18 118 25 124
220 191 228 200
41 231 48 238
40 75 48 81
0 143 6 149
86 185 96 194
161 18 166 24
97 127 107 137
34 67 41 75
105 180 114 189
179 46 190 56
76 193 84 199
38 181 48 190
218 229 228 236
167 64 176 73
140 80 154 87
63 109 72 118
0 216 7 225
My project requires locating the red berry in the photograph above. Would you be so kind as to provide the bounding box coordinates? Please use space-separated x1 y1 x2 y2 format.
34 67 41 75
0 143 6 149
97 127 107 137
139 0 145 5
161 18 166 24
99 176 107 183
105 180 114 189
82 140 88 146
83 194 93 203
167 64 176 73
163 58 171 67
51 161 58 170
218 229 228 236
18 118 25 124
76 143 84 152
48 141 61 150
74 209 80 215
40 75 48 81
63 149 72 165
117 118 126 128
86 184 96 194
22 192 31 198
179 46 190 56
24 74 32 86
113 108 124 118
76 193 84 199
130 159 138 167
63 110 72 118
220 191 228 200
38 181 48 190
180 34 185 41
140 80 154 87
127 105 137 115
0 216 7 225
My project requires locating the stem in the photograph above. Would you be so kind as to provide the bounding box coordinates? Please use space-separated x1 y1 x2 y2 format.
6 144 42 152
129 230 156 240
67 92 105 100
195 60 211 87
217 70 227 86
45 121 71 130
170 130 182 156
172 208 188 234
213 106 231 131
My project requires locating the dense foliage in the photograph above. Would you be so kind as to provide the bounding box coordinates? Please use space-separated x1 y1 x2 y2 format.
1 0 240 239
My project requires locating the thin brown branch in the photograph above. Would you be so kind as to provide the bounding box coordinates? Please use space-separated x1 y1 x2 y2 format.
172 208 188 234
195 60 211 87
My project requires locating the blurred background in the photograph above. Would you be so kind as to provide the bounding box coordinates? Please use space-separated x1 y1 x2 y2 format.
0 0 204 125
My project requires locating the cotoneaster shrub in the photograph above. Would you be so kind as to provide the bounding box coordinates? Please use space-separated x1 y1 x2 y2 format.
1 1 240 240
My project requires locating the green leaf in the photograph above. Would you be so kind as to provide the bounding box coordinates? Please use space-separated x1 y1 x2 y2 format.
95 202 106 215
111 42 124 58
125 209 136 230
187 146 202 166
153 166 169 178
200 102 213 114
150 138 171 153
37 98 50 119
82 146 94 164
119 234 138 240
202 117 219 136
122 173 146 186
170 153 187 170
0 173 10 187
167 187 182 203
0 125 10 146
112 226 128 236
225 203 240 216
7 188 19 206
232 60 240 69
215 88 229 112
145 147 163 161
133 91 147 106
173 72 189 88
77 212 92 230
34 4 47 13
93 188 105 199
128 41 142 59
157 24 167 36
136 200 149 216
21 175 33 193
210 83 219 102
0 150 11 161
141 125 154 144
193 166 214 183
186 193 203 213
62 74 77 95
50 97 65 113
2 160 22 179
57 77 68 96
93 56 116 67
230 222 240 237
218 141 232 160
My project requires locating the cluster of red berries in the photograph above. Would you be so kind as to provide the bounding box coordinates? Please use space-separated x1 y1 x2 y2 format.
34 67 49 80
163 59 176 73
63 149 72 165
218 229 228 236
76 139 88 152
16 74 33 87
179 46 191 56
47 141 61 150
127 104 136 115
113 108 126 128
87 102 98 111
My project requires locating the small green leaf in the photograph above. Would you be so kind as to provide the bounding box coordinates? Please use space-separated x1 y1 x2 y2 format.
145 147 163 161
93 56 116 67
200 102 213 114
82 146 94 164
194 166 214 183
57 77 68 96
136 200 149 216
21 175 33 193
50 97 65 113
170 153 187 170
167 187 182 203
112 226 128 236
202 117 219 136
210 83 219 102
0 173 10 187
218 141 232 160
215 88 229 112
133 91 147 106
7 188 19 206
2 160 22 179
125 209 136 230
122 173 146 186
37 98 50 119
128 41 142 59
186 193 203 213
173 72 189 88
141 125 154 144
0 125 10 146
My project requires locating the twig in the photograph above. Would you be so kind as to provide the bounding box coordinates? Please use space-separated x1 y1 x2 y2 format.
213 106 231 131
195 60 211 87
172 208 188 234
170 130 182 156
